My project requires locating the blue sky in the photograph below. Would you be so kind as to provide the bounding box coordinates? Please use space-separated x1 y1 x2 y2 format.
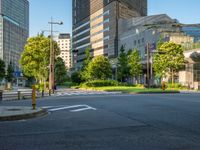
29 0 200 36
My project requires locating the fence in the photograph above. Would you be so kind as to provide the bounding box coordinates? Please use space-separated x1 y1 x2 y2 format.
0 90 51 101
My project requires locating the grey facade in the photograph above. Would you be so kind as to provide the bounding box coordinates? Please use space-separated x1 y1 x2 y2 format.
118 14 194 84
119 14 194 61
0 0 29 70
72 0 147 69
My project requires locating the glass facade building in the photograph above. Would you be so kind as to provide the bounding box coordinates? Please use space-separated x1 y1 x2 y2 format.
0 0 29 70
72 0 147 69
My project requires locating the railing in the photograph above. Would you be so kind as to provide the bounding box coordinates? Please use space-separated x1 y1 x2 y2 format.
0 90 51 101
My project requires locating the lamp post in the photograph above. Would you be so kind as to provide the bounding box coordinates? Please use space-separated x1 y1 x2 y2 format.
48 17 63 94
146 43 150 88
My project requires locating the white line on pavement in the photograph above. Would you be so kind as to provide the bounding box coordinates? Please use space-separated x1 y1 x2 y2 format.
70 105 96 112
48 104 96 112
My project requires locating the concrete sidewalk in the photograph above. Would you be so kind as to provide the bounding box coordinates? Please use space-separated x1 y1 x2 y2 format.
180 90 200 94
0 106 48 121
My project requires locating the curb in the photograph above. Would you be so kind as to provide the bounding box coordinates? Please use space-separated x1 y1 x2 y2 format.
125 91 180 94
0 108 48 122
101 90 180 94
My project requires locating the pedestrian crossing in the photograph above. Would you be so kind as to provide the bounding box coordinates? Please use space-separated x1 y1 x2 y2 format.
53 89 121 97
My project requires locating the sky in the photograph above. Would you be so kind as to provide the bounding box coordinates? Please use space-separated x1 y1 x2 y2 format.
29 0 200 37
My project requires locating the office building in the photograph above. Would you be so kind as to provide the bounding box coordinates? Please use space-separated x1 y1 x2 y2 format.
0 0 29 70
57 33 71 69
119 14 194 61
182 26 200 42
118 14 194 84
72 0 147 69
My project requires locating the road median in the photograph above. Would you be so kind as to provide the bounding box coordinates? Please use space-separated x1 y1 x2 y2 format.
0 106 48 121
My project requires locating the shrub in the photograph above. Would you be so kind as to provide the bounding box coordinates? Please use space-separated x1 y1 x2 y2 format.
81 80 119 87
166 83 185 89
71 71 83 84
60 82 76 87
135 84 145 88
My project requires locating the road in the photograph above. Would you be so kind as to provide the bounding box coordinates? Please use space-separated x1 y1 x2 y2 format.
0 93 200 150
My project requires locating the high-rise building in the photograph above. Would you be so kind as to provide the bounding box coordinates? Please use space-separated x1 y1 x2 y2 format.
72 0 147 69
57 33 71 69
0 0 29 70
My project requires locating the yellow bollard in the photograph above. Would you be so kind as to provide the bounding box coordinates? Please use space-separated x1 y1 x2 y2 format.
162 81 166 91
32 85 36 110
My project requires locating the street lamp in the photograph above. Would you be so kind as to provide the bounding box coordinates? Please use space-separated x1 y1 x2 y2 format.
48 17 63 94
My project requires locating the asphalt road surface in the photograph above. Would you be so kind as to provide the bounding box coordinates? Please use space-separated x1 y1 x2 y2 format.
1 93 200 150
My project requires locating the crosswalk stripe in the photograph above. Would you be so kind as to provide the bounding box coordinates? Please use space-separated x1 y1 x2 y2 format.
54 90 122 97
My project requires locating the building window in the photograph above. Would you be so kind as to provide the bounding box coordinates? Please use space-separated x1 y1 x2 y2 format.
142 38 144 43
134 40 137 45
138 39 140 45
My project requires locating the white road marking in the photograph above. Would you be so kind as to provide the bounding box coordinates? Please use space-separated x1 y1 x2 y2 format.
70 105 96 112
48 104 96 112
54 90 122 97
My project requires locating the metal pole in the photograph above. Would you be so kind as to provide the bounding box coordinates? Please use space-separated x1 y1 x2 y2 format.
147 43 150 88
49 17 55 94
150 53 153 85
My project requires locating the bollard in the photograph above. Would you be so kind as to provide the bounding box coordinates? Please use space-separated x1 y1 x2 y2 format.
32 85 36 110
162 81 166 91
18 91 21 100
0 90 2 101
49 89 51 96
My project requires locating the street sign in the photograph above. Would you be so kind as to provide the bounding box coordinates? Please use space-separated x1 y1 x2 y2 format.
14 71 22 77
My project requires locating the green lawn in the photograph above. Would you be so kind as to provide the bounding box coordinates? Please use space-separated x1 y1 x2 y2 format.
81 86 180 94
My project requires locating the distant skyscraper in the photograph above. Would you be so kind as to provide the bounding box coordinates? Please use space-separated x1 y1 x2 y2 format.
57 33 71 69
0 0 29 70
72 0 147 69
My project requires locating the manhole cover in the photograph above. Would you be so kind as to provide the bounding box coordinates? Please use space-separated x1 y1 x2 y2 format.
7 109 21 111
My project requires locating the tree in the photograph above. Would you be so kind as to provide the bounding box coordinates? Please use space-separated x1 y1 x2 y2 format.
6 62 14 82
86 55 112 80
71 71 82 84
55 57 68 85
20 34 60 83
153 42 185 84
0 59 5 82
82 47 92 69
156 35 164 50
117 45 130 82
81 47 92 81
190 52 200 62
128 49 142 83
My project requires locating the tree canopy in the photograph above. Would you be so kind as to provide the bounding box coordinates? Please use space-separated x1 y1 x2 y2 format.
81 47 92 81
6 62 14 82
128 49 142 78
86 55 112 80
153 42 185 83
0 59 5 82
20 34 60 83
55 57 68 85
190 52 200 62
117 45 130 82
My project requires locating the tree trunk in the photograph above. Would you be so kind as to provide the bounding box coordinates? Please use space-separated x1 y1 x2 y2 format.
172 69 174 88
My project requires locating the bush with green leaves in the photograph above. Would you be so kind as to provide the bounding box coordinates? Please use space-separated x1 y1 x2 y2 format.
71 71 83 84
166 83 186 89
81 80 119 88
